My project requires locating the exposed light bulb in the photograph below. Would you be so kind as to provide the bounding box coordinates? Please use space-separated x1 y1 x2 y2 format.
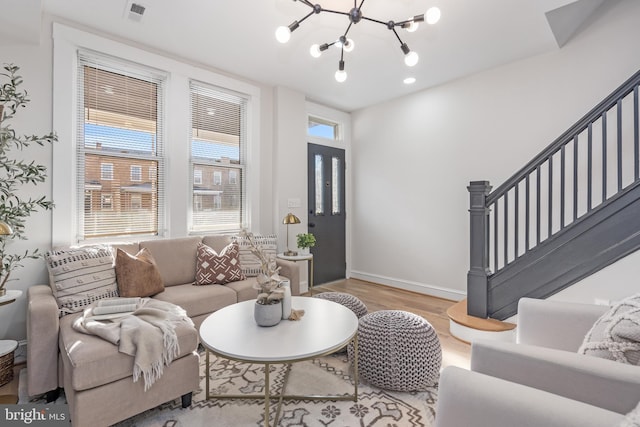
406 20 419 32
275 26 291 43
310 44 322 58
404 77 416 85
404 51 419 67
426 7 441 25
343 38 355 52
335 69 347 83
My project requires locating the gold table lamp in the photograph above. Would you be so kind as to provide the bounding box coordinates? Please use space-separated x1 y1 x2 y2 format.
282 213 301 256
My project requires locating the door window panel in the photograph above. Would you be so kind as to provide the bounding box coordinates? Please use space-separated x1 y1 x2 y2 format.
315 154 324 215
332 156 341 215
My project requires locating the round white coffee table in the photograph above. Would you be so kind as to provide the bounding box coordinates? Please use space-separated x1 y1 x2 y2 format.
199 296 359 427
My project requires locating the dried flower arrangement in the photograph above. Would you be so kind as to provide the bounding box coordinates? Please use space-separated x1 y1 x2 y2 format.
238 230 285 305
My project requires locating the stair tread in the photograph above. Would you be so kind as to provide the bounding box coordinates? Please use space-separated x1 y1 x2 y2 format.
447 299 516 332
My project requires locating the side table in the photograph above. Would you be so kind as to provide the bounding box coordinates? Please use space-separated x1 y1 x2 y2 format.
277 253 314 295
0 289 22 404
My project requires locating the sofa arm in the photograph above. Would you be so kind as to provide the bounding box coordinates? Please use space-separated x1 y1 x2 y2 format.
435 367 623 427
517 298 608 351
27 285 60 397
471 340 640 414
276 259 300 296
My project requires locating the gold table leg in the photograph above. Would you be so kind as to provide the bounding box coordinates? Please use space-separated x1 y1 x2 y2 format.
205 336 359 425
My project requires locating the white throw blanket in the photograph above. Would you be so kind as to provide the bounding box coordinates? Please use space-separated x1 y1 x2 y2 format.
72 298 194 391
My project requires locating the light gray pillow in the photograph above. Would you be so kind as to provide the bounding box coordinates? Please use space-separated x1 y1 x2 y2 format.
45 246 119 317
578 293 640 365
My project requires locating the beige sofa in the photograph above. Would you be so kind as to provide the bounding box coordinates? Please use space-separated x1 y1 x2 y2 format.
27 234 300 426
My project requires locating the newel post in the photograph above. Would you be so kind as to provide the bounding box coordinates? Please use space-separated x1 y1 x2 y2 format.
467 181 492 318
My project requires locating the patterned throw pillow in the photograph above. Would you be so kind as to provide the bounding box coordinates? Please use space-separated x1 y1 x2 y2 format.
45 246 119 317
578 293 640 365
232 234 277 277
115 248 164 297
195 242 245 285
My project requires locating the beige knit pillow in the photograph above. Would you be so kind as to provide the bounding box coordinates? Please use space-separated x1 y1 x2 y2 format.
578 293 640 365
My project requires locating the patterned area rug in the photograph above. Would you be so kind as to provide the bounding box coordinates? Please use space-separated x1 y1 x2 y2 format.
21 351 438 426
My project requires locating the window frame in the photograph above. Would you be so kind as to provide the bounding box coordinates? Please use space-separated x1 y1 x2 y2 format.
52 23 261 245
130 165 143 182
193 169 203 185
213 171 222 186
100 163 114 180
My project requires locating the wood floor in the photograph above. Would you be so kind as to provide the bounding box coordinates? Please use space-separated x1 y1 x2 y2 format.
313 278 471 370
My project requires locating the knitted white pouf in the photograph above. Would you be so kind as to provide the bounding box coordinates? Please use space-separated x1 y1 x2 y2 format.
348 310 442 392
314 292 368 319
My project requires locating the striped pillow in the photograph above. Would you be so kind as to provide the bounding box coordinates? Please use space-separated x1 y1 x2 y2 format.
45 246 119 317
232 234 278 277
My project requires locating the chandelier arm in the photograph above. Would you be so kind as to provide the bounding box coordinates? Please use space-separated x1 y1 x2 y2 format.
297 10 317 26
319 8 352 18
391 27 405 46
343 21 354 37
360 16 390 26
299 0 315 8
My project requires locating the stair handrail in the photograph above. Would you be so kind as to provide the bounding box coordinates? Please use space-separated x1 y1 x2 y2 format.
487 68 640 205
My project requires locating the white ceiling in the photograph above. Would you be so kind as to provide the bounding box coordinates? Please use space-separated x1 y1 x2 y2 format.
3 0 607 112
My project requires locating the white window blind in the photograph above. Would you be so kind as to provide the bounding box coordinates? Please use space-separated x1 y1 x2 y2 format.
190 80 248 232
77 51 166 239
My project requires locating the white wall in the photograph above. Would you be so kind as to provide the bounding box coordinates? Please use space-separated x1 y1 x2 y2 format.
0 24 54 342
0 18 309 342
350 0 640 302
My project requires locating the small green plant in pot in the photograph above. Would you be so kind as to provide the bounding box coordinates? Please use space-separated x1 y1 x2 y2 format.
296 233 316 254
0 64 56 296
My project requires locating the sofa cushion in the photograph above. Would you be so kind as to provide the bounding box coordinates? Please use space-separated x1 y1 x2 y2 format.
225 278 261 302
45 246 119 317
115 248 164 297
139 237 202 287
578 293 640 365
152 283 238 318
195 242 245 285
59 312 198 391
232 233 278 277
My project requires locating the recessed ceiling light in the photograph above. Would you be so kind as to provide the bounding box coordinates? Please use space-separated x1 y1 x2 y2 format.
404 77 416 85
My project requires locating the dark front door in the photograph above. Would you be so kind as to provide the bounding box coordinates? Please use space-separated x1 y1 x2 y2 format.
308 143 346 285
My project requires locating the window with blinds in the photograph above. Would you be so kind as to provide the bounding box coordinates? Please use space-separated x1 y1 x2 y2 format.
190 81 247 232
78 52 165 239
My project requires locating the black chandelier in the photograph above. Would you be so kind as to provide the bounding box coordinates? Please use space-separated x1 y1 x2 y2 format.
276 0 441 82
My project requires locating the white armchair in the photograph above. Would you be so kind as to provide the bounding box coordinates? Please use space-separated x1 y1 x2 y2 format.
434 297 640 427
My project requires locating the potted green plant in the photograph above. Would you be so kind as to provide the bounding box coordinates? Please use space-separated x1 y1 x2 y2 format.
296 232 316 255
0 64 56 296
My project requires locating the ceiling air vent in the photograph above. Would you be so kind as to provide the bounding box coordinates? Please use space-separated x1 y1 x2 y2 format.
125 1 146 22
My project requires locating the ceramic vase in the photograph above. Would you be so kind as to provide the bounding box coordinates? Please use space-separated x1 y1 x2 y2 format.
254 300 282 327
299 247 310 256
281 280 292 319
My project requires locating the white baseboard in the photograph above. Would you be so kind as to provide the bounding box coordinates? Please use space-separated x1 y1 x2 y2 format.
350 271 466 302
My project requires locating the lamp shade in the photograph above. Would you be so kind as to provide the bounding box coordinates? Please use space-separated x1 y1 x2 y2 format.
0 221 13 236
282 213 301 225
